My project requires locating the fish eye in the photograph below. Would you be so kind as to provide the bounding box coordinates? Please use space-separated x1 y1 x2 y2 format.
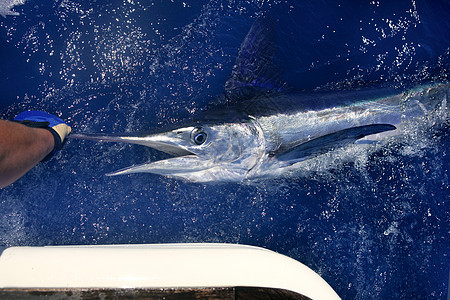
191 127 208 145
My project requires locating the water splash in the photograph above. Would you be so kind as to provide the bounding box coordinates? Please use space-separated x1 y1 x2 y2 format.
0 0 24 18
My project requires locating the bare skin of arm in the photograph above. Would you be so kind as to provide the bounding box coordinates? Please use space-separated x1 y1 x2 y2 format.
0 120 55 188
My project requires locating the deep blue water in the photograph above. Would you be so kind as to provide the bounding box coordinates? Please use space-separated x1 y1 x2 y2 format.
0 0 449 298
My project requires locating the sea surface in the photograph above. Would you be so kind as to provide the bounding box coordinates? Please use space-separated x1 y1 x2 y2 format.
0 0 449 298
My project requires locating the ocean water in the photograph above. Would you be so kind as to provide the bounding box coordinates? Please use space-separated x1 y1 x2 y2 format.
0 0 448 298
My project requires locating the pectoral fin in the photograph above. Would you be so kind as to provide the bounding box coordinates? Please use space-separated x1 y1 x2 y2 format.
275 124 396 163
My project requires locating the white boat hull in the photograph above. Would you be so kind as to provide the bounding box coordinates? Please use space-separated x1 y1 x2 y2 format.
0 243 339 299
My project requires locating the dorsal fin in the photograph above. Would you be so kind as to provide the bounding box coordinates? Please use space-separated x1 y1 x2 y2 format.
224 16 288 102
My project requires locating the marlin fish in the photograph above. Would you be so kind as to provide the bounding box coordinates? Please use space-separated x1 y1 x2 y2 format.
71 17 448 183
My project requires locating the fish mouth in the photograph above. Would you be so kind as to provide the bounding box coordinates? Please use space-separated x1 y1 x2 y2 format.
105 155 214 177
74 129 214 177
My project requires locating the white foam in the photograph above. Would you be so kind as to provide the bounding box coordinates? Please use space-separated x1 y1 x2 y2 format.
0 0 25 18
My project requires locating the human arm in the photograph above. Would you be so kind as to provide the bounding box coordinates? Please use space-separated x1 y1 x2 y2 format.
0 111 71 188
0 120 54 188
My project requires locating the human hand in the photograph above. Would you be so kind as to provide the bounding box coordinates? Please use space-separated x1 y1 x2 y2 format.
14 111 71 160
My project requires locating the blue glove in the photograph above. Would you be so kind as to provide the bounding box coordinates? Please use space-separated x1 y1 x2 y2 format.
13 111 72 161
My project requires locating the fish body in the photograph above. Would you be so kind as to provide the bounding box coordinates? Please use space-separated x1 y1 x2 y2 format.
71 17 448 183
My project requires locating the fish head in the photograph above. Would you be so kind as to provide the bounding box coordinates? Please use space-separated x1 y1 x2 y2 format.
108 120 266 182
166 122 258 162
